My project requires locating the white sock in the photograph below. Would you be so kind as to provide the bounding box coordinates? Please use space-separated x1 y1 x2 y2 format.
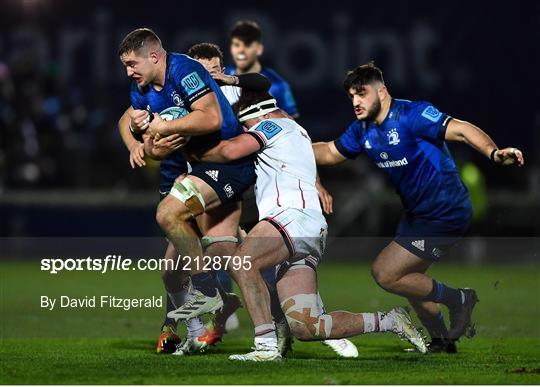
254 336 278 349
182 290 205 338
186 317 205 338
254 323 277 348
361 313 377 333
378 311 394 332
172 289 205 338
361 312 394 333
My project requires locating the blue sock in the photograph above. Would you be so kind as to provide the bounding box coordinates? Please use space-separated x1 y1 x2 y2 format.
216 270 232 292
424 280 464 307
191 272 217 297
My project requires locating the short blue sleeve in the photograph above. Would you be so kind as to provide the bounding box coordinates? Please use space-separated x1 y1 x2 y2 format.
171 58 213 107
335 121 364 159
270 81 298 116
129 82 146 110
408 102 452 142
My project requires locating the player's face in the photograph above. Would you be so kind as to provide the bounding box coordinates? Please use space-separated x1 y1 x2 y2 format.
120 51 155 87
231 38 261 71
196 57 223 76
349 85 381 121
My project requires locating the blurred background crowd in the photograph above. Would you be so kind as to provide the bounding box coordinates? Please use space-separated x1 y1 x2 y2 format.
1 0 539 240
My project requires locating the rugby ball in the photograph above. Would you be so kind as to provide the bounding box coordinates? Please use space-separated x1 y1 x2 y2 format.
158 106 191 146
159 106 189 121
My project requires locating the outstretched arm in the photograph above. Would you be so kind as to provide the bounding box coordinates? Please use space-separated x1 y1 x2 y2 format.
213 72 271 91
195 133 261 163
445 119 524 166
312 141 348 166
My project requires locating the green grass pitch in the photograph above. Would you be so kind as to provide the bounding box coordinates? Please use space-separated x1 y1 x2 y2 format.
1 261 539 384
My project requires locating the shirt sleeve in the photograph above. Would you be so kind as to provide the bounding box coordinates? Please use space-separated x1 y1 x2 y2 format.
236 73 271 91
409 102 452 142
247 120 286 150
129 82 146 110
171 58 214 108
334 122 364 159
270 81 298 116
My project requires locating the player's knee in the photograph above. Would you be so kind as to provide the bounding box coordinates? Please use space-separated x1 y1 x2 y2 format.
228 264 255 283
281 294 331 341
156 202 189 231
371 264 398 291
288 321 316 341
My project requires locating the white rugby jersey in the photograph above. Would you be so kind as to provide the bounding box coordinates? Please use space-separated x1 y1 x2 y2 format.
246 117 322 219
221 85 241 106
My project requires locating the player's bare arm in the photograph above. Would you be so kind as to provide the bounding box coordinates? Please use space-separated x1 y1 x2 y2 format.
445 119 524 166
195 134 261 163
148 92 222 138
312 141 348 166
118 106 146 168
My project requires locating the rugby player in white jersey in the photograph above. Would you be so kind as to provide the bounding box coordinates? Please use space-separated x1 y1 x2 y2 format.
175 89 427 361
186 43 358 358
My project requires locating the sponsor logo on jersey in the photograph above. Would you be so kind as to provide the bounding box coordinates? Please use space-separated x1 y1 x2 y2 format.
223 183 234 199
421 106 442 122
205 170 219 182
364 139 372 149
181 72 205 96
376 157 408 168
255 121 283 140
412 240 425 251
380 152 389 160
387 128 400 145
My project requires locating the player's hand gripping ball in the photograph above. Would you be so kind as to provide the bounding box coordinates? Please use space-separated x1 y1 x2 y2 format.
154 106 191 148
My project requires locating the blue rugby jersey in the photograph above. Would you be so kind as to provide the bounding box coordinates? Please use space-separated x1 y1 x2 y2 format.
130 53 242 191
225 65 298 116
335 99 472 223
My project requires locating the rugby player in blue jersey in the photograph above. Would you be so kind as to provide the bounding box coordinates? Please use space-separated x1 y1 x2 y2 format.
118 28 258 355
226 20 299 118
313 62 524 353
225 20 334 213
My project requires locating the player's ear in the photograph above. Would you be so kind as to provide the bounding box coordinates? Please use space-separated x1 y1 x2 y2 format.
149 51 159 64
378 85 388 100
257 43 264 57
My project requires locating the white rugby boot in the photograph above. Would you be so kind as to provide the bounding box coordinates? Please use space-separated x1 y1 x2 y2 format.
322 339 359 358
229 340 282 362
167 289 223 321
172 336 209 356
388 307 428 354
